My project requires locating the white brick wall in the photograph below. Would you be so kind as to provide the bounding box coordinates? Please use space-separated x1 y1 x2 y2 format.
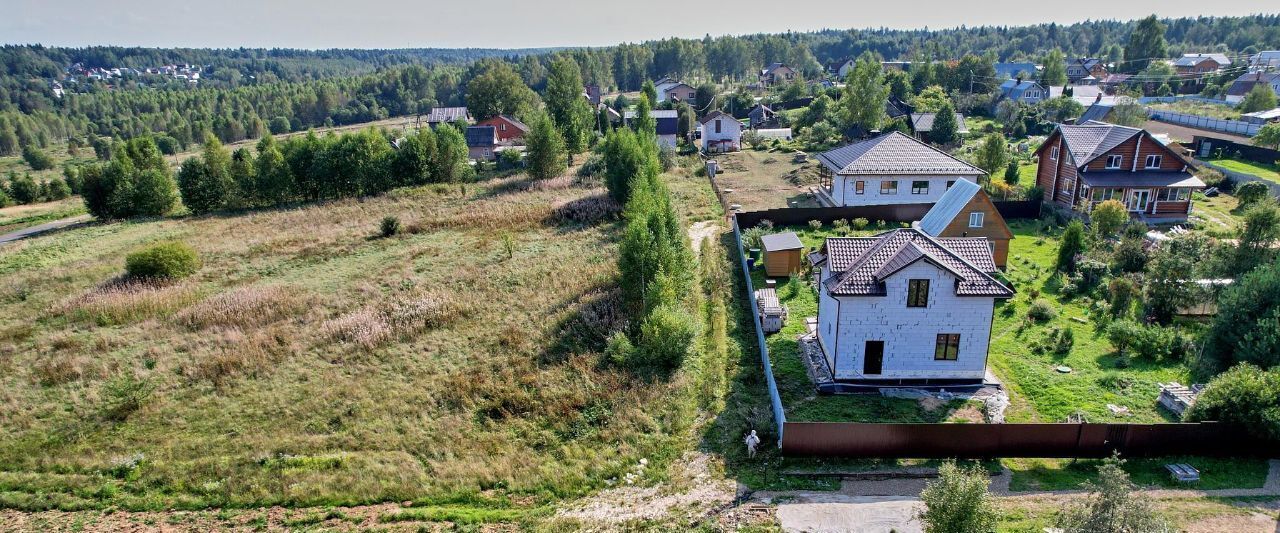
818 260 995 380
831 175 978 207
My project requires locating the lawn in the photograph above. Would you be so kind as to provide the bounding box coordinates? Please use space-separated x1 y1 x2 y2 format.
713 148 824 211
0 171 714 513
1205 157 1280 185
1149 100 1242 121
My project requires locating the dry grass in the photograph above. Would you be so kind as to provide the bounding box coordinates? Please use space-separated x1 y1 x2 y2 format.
323 289 463 348
175 285 306 330
54 279 201 325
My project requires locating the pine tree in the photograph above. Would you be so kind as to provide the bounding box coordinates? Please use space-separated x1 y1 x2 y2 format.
929 102 959 145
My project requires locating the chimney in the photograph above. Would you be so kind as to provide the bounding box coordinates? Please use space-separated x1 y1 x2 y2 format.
1016 76 1023 84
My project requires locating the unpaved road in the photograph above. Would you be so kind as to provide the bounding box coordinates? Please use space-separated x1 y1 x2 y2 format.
0 214 92 244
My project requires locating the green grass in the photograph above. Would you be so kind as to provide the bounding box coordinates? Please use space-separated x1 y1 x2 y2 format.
1004 456 1269 491
0 197 87 233
1205 157 1280 185
1149 101 1241 121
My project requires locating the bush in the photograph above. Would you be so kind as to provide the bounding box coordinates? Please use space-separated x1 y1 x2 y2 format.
380 216 400 237
1235 181 1269 206
7 174 40 204
22 145 55 170
1055 455 1169 533
1026 299 1057 322
45 177 72 200
635 305 696 373
576 152 605 179
603 330 634 366
1185 364 1280 440
1107 277 1139 317
154 135 181 155
1024 185 1045 202
125 242 201 280
1090 200 1127 239
851 218 869 230
497 149 524 171
100 374 155 421
917 461 998 533
1196 167 1227 188
1056 220 1086 272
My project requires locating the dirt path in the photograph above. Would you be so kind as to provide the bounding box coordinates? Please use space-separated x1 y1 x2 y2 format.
688 220 722 255
0 214 93 244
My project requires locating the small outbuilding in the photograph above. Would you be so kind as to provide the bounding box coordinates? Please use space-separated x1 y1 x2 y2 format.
761 232 804 277
755 284 788 334
915 179 1013 268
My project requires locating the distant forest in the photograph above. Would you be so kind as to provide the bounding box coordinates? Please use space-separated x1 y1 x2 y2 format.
1 14 1278 152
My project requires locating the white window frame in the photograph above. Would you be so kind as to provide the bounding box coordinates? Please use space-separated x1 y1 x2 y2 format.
1050 146 1059 161
1105 155 1122 169
1145 154 1162 169
969 212 984 228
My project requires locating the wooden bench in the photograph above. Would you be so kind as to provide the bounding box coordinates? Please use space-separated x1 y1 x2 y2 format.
1165 463 1200 483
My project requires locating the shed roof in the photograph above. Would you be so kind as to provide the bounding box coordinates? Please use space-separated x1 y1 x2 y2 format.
761 232 803 252
821 228 1010 297
756 288 783 314
917 180 981 236
817 131 983 176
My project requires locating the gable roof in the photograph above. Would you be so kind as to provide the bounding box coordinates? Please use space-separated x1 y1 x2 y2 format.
910 112 969 133
624 109 679 119
821 228 1011 297
817 131 984 176
700 110 737 125
1175 53 1231 67
994 62 1038 79
918 180 977 235
1000 79 1044 98
761 63 793 75
761 232 803 252
1048 122 1197 171
663 82 695 94
426 106 470 123
1227 72 1280 97
478 115 529 132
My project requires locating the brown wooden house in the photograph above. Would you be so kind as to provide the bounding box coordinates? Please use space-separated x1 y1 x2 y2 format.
915 180 1013 268
1034 122 1204 222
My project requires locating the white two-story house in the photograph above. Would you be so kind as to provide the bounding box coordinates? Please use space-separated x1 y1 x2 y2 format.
810 228 1013 383
815 132 985 207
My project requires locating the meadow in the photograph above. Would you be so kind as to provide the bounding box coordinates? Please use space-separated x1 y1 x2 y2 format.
0 168 721 516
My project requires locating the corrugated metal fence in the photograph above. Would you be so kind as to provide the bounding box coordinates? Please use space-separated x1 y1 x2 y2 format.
1148 110 1261 136
734 201 1041 229
782 422 1273 458
732 216 786 446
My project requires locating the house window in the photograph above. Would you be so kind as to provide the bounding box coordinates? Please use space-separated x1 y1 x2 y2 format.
501 123 507 131
1145 155 1162 169
946 180 955 189
1105 155 1122 169
855 181 865 195
1091 187 1123 202
969 212 984 227
934 334 961 361
880 180 898 194
715 120 722 134
907 279 929 308
911 181 929 194
1050 146 1059 161
1157 188 1191 202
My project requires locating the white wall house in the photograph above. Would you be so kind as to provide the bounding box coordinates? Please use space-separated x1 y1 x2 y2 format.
654 78 680 102
812 229 1013 382
700 111 742 153
816 132 985 207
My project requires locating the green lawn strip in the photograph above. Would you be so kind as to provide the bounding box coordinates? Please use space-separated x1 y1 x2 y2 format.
1003 456 1269 492
379 505 552 525
1206 158 1280 185
0 202 87 233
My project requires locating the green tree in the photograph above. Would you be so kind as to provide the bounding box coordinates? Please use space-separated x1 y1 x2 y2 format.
1109 97 1148 128
433 125 468 183
0 126 17 156
465 62 540 121
1091 199 1128 239
917 461 997 533
1186 364 1280 440
929 102 959 145
177 134 234 214
1144 234 1211 324
1003 160 1020 186
253 135 293 205
1122 15 1168 73
1233 201 1280 275
1255 123 1280 150
640 79 657 108
524 112 568 179
1056 455 1171 533
388 129 435 187
46 177 71 200
911 85 952 113
130 168 179 216
229 147 256 207
21 145 54 170
545 57 594 154
601 127 655 205
1208 259 1280 370
1239 83 1279 114
974 133 1009 176
632 96 656 137
1040 49 1068 87
840 53 889 132
8 174 39 204
1056 219 1087 272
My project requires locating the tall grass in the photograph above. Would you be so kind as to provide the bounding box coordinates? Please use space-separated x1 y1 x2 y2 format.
55 280 201 325
175 285 306 330
323 290 464 348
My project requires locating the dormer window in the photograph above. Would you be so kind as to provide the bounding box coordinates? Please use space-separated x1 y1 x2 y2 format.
1145 155 1162 169
1105 155 1122 169
907 279 929 308
969 212 984 227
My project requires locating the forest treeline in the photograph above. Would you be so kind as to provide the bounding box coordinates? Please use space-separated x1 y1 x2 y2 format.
1 14 1278 155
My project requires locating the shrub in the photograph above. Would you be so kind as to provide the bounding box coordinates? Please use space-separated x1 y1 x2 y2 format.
1091 200 1127 239
1196 167 1227 188
1026 299 1057 322
1055 455 1169 533
7 174 40 204
553 194 621 224
603 330 634 366
917 461 998 533
45 177 71 200
99 374 155 421
808 219 822 230
635 305 697 373
22 145 55 170
1185 364 1280 440
125 242 201 280
1024 185 1045 202
380 216 400 238
1106 277 1139 317
497 148 523 171
851 218 869 230
1235 181 1269 205
1056 220 1086 272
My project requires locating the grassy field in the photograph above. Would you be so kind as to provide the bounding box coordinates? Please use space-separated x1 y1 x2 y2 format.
1149 100 1242 120
1206 157 1280 185
0 198 86 234
712 149 823 211
0 169 720 515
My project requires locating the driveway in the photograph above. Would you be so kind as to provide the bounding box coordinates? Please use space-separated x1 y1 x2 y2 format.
0 214 92 245
773 494 923 533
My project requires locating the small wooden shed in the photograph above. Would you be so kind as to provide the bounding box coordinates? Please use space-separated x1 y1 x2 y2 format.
761 232 804 277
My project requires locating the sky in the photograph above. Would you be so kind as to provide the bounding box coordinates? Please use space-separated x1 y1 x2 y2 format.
2 0 1274 50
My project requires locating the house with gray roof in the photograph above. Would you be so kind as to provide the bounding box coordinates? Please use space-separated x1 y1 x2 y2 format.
1226 71 1280 105
914 179 1013 268
1174 53 1231 74
908 112 969 142
809 228 1012 383
424 106 472 128
624 109 680 148
1034 122 1204 222
994 62 1039 80
998 79 1047 105
1067 58 1108 82
815 131 984 207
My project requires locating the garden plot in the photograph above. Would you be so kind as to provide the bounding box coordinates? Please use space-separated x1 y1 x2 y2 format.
712 149 823 211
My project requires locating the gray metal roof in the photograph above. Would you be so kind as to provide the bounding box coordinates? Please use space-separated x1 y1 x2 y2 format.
918 180 981 236
623 110 679 119
1056 123 1141 166
817 131 984 176
426 106 470 123
910 113 969 133
1174 53 1231 67
1079 172 1206 189
821 229 1010 297
761 231 803 251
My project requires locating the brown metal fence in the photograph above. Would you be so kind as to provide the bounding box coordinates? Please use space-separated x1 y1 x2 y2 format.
733 201 1041 229
782 422 1274 458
